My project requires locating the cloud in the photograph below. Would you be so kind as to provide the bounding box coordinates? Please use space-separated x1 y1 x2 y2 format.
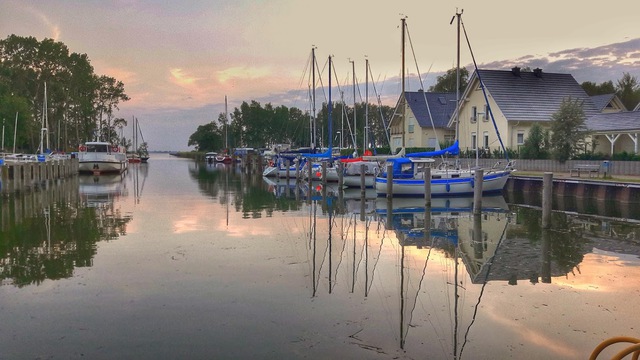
217 66 271 83
170 68 201 87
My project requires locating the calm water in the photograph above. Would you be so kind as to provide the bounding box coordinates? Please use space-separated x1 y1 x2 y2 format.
1 154 639 359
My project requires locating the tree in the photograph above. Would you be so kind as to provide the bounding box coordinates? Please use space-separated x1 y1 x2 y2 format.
0 35 129 152
519 123 549 159
549 98 588 162
615 72 640 110
188 122 222 151
429 67 469 93
581 80 615 96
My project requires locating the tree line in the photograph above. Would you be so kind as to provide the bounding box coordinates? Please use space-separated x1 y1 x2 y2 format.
0 35 130 153
188 100 396 153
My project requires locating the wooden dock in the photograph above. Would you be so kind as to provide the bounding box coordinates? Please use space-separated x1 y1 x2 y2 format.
0 158 79 196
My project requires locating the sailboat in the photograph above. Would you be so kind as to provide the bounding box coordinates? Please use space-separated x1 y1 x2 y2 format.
214 96 233 164
374 15 514 197
127 117 149 163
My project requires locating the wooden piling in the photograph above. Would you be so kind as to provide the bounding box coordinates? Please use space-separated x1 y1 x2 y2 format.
386 163 393 200
542 172 553 229
423 167 431 208
473 169 483 214
360 164 366 198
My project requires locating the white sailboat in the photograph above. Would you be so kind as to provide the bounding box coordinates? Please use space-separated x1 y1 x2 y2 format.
375 15 514 197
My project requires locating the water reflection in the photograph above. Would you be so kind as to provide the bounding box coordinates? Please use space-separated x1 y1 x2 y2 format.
0 172 134 287
2 160 640 358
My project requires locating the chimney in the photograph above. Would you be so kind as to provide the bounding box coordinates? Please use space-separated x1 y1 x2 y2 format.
533 68 543 78
511 67 521 76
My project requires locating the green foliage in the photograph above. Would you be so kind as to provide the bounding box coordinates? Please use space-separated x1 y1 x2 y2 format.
429 67 469 93
193 98 395 151
549 98 588 162
581 80 615 96
519 123 550 159
0 35 129 152
616 72 640 111
188 121 223 151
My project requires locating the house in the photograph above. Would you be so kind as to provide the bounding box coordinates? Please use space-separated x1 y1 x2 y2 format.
590 93 627 113
448 67 600 154
585 111 640 154
389 68 640 157
388 90 457 150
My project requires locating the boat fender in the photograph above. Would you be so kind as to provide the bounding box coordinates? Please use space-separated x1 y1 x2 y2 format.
446 183 451 192
471 178 474 188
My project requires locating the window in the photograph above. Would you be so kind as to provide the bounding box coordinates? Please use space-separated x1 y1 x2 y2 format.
517 132 524 145
483 104 489 121
427 138 437 148
483 131 489 148
471 106 477 123
393 137 401 150
471 133 477 150
408 123 414 133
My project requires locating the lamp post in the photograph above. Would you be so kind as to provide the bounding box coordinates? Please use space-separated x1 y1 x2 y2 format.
336 131 342 151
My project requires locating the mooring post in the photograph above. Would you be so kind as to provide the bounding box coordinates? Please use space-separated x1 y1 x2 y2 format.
337 162 344 190
285 160 290 181
424 167 431 209
386 163 393 200
542 172 553 229
473 169 484 215
321 162 327 186
360 164 366 198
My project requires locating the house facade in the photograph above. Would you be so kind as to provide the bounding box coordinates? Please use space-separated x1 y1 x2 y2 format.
449 68 601 154
388 91 457 151
388 68 640 157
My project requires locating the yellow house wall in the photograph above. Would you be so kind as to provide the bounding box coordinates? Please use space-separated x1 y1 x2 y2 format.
457 84 511 152
592 134 638 154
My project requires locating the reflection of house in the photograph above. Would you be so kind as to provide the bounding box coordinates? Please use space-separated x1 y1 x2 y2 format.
388 91 457 150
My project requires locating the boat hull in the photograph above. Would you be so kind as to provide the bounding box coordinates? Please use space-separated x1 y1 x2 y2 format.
375 170 511 197
78 143 128 174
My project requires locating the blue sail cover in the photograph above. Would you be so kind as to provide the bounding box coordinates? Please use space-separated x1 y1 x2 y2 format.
304 149 333 159
405 140 459 158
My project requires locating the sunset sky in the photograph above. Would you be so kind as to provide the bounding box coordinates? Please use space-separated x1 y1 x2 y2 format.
2 0 639 150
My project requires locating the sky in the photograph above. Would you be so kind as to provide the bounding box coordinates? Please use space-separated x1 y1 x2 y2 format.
1 0 639 151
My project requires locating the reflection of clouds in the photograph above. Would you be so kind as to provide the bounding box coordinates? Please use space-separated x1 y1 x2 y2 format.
173 215 204 234
480 251 640 359
553 252 640 291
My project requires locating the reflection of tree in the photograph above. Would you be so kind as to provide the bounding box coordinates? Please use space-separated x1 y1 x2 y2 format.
189 164 304 217
507 207 585 278
0 200 131 287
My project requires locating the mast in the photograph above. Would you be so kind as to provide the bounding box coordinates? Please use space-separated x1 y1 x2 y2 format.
452 9 463 165
132 115 136 155
312 46 317 151
40 83 48 154
224 95 229 150
401 17 406 149
351 59 357 155
328 56 333 151
365 57 369 151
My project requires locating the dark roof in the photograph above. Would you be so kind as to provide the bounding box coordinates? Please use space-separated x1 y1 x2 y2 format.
405 91 457 128
475 69 600 121
585 111 640 132
590 94 616 112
